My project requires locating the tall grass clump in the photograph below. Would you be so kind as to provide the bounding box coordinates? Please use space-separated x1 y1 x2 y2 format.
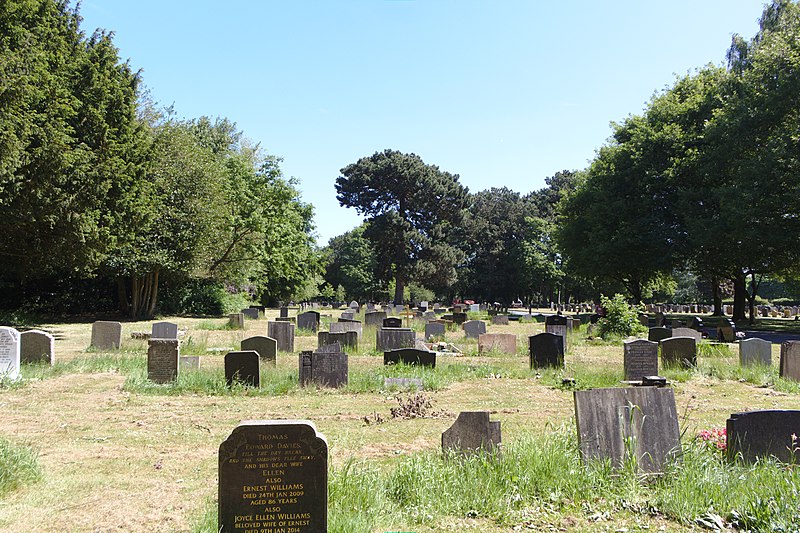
0 437 41 496
329 459 393 532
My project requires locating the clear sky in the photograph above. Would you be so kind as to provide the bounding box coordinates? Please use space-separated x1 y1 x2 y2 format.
78 1 764 244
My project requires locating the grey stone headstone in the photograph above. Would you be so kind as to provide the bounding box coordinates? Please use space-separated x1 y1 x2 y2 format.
442 411 501 455
383 317 402 328
478 333 516 355
329 321 362 338
660 336 697 368
267 321 295 353
228 313 245 329
424 322 446 340
218 421 327 532
423 311 437 321
225 350 260 387
739 338 771 367
179 356 200 370
364 311 387 327
340 311 355 321
624 339 658 381
384 377 423 390
384 348 436 367
317 331 358 350
717 325 736 343
279 306 289 318
780 341 800 381
151 321 178 340
147 338 179 384
240 308 259 320
671 327 702 341
376 327 416 351
240 336 277 365
91 321 122 350
490 315 509 326
648 327 671 343
574 387 680 473
297 311 320 332
463 320 487 339
20 329 54 365
727 410 800 463
529 333 564 369
349 300 359 309
0 327 20 380
544 324 568 354
299 345 348 388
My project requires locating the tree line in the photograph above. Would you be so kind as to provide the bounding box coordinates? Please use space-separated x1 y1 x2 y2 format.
0 1 320 318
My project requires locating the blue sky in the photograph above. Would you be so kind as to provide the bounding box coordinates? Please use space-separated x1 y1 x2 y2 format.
79 1 764 244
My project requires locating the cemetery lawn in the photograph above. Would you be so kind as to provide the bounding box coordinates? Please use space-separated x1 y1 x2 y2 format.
2 311 800 531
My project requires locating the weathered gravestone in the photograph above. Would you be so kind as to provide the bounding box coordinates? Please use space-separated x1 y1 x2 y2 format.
490 315 509 326
739 337 771 367
376 327 416 351
384 348 436 368
228 313 245 330
180 356 200 370
279 306 289 318
241 336 277 365
329 321 362 339
91 321 122 350
424 322 445 340
544 315 568 354
225 351 260 387
478 333 517 355
574 387 680 473
297 311 320 332
267 321 295 353
422 311 437 321
654 312 666 327
218 420 327 532
147 339 179 384
382 317 402 328
671 327 702 341
660 336 697 368
442 411 501 455
349 300 359 310
340 311 354 321
717 326 736 342
317 331 358 350
623 339 658 381
151 321 178 340
727 410 800 463
299 343 348 388
687 316 704 330
648 327 671 343
529 332 564 369
20 329 54 365
241 308 259 320
780 341 800 381
463 320 487 339
364 311 387 327
275 317 296 324
384 377 424 390
0 327 20 380
451 312 467 325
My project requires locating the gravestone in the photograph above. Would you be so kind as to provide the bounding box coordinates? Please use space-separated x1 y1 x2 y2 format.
384 377 424 390
241 336 277 365
91 321 122 350
648 327 671 343
299 343 348 387
218 420 327 532
451 312 467 325
0 327 20 380
279 306 289 318
329 321 362 339
275 317 296 324
660 336 697 368
228 313 245 330
739 337 771 367
349 300 359 310
463 320 487 339
654 312 666 327
478 333 517 355
423 311 437 321
340 311 354 321
384 348 436 367
469 303 480 313
424 322 446 340
241 308 259 320
151 321 178 340
727 410 800 463
528 333 564 369
638 313 649 327
442 411 501 455
574 386 680 473
623 339 658 381
180 356 200 370
717 325 736 342
382 317 402 328
267 321 295 353
20 329 55 365
297 311 320 332
364 311 387 327
780 341 800 381
490 315 509 326
376 328 416 351
687 316 704 330
147 339 179 384
545 314 568 326
317 331 358 350
225 350 260 387
671 327 702 341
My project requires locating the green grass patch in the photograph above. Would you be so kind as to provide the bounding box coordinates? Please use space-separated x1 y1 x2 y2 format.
0 437 41 496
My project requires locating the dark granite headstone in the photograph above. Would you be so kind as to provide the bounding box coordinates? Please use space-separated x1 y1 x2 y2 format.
717 326 736 342
267 321 295 353
688 316 704 330
528 333 564 369
654 311 666 327
660 336 697 368
147 339 179 384
648 327 671 343
376 327 416 351
299 344 348 388
382 317 402 328
624 339 658 381
442 411 501 455
463 320 487 339
727 410 800 463
545 314 568 326
225 350 260 387
317 331 358 350
279 306 289 318
451 312 467 325
241 336 277 365
574 386 680 473
297 311 320 332
218 420 327 532
151 321 178 339
241 308 259 320
424 322 445 340
384 348 436 367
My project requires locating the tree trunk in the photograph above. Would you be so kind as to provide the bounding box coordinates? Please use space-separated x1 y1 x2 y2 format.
117 278 129 316
747 272 762 326
712 278 723 316
393 274 405 305
732 272 747 321
628 278 643 303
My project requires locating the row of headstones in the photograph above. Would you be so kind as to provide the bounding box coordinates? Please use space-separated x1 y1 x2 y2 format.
217 392 800 531
0 327 55 380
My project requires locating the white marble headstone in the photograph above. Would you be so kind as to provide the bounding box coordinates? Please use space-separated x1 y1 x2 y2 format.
0 327 21 380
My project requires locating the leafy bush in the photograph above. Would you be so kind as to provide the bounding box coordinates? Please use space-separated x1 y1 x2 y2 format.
159 279 251 316
596 294 646 339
